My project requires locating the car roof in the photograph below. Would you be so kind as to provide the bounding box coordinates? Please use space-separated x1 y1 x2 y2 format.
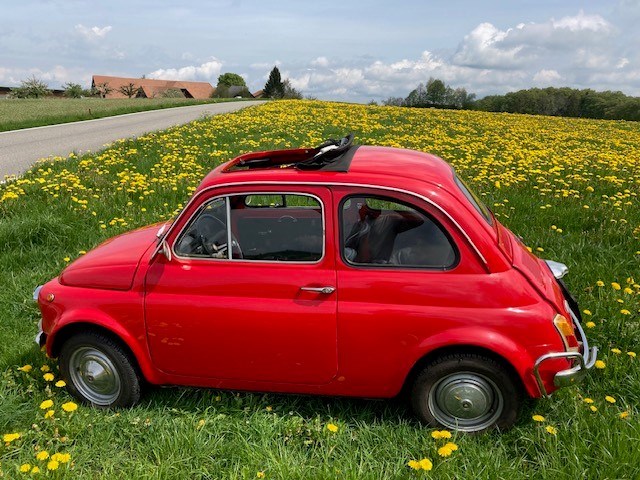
195 145 458 194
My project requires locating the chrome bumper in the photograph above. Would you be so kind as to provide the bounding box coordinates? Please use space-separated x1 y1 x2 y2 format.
533 308 598 397
33 285 44 346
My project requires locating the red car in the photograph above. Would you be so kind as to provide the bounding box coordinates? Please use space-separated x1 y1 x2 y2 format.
34 135 597 432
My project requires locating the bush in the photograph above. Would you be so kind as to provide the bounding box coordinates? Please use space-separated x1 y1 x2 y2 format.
9 76 51 99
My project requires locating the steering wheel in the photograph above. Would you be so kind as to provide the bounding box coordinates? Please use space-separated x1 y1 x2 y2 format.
196 214 243 259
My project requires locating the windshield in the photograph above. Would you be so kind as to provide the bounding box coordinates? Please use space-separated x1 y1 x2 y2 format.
454 175 494 226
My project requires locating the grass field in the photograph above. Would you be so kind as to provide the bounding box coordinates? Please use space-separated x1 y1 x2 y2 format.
0 97 233 132
0 101 639 479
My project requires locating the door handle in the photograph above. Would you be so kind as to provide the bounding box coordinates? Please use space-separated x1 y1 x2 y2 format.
300 286 335 294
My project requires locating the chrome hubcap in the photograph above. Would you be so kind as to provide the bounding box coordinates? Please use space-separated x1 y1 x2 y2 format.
68 347 121 406
429 372 503 432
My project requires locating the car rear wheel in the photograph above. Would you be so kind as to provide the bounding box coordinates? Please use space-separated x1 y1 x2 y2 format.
59 331 142 408
410 353 520 433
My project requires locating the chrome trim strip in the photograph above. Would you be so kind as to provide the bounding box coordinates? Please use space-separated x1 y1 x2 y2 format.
170 191 326 265
225 196 232 260
165 181 488 268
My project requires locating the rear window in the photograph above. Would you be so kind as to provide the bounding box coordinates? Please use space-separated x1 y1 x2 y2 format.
454 176 493 226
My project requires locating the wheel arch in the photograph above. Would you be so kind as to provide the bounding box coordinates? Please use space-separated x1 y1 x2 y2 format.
50 320 160 384
401 344 530 399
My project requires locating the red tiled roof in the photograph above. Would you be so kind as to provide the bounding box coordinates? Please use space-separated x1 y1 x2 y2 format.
91 75 215 99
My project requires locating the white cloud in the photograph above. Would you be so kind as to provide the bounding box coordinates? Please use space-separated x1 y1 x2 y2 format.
617 57 630 69
552 10 611 32
533 69 563 84
74 24 112 41
148 59 223 82
0 65 92 88
311 56 329 67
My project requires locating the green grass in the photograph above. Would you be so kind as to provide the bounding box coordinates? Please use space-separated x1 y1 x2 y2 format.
0 97 236 132
0 101 639 479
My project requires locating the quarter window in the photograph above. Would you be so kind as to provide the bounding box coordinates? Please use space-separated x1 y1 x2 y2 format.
175 194 323 262
341 196 457 269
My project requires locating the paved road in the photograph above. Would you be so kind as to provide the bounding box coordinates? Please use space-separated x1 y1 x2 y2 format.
0 100 265 179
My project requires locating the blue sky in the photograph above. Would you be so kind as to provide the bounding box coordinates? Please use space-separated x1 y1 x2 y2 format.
2 1 639 101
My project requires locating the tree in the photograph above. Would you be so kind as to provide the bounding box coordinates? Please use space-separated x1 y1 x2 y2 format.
263 66 284 98
9 76 51 98
217 72 246 88
282 79 302 99
425 78 446 105
93 82 113 98
63 83 84 98
117 82 140 98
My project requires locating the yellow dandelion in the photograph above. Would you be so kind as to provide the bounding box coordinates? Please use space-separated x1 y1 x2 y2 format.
265 406 273 412
619 411 630 419
620 309 630 315
44 410 54 419
611 348 622 354
51 453 70 463
43 373 54 382
583 398 594 404
545 426 557 435
418 458 433 471
583 309 592 316
595 360 606 369
596 281 605 287
431 430 452 439
532 414 545 422
444 442 458 451
31 466 41 474
61 402 78 412
40 365 50 372
20 463 31 473
55 380 66 388
257 472 265 479
627 351 637 358
407 460 421 470
197 419 205 429
63 257 71 262
3 432 20 443
39 399 53 410
326 423 338 433
36 451 49 461
46 460 59 471
612 282 621 290
17 364 33 372
438 445 453 457
605 396 616 404
585 321 596 329
590 405 598 412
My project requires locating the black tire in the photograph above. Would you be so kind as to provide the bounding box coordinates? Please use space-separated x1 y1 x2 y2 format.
410 353 520 433
59 331 142 408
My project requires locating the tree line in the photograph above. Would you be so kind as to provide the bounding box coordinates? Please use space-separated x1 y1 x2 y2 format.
385 79 640 121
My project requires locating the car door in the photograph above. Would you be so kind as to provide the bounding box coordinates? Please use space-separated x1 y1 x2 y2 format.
332 186 489 395
144 186 338 385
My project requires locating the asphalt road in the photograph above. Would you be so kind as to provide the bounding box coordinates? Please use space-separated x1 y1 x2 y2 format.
0 100 265 179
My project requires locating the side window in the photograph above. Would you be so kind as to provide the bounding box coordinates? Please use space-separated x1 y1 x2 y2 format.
232 194 323 261
174 193 324 262
175 197 230 258
341 195 457 269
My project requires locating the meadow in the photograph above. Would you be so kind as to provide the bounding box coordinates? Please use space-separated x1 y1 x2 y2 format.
0 100 638 479
0 97 232 132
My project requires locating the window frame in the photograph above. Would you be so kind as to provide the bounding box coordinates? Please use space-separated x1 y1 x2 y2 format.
338 193 460 271
172 191 326 264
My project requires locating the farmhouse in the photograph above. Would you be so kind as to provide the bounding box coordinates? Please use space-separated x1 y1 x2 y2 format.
91 75 215 99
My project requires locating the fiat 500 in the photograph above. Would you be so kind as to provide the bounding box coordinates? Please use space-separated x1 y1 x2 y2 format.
34 135 597 432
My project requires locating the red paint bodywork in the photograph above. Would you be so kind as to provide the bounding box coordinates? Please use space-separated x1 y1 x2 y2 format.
37 146 579 399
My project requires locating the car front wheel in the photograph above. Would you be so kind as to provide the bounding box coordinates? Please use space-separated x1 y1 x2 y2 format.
410 353 520 433
59 331 142 408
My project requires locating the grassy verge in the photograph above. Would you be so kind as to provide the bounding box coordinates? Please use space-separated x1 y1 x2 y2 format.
0 101 638 478
0 97 237 132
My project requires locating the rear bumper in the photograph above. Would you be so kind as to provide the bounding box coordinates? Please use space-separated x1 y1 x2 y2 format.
533 307 598 397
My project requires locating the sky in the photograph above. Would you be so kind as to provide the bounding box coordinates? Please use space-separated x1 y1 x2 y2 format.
2 0 640 102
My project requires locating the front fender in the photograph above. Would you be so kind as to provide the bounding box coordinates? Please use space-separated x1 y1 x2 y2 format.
416 327 541 398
